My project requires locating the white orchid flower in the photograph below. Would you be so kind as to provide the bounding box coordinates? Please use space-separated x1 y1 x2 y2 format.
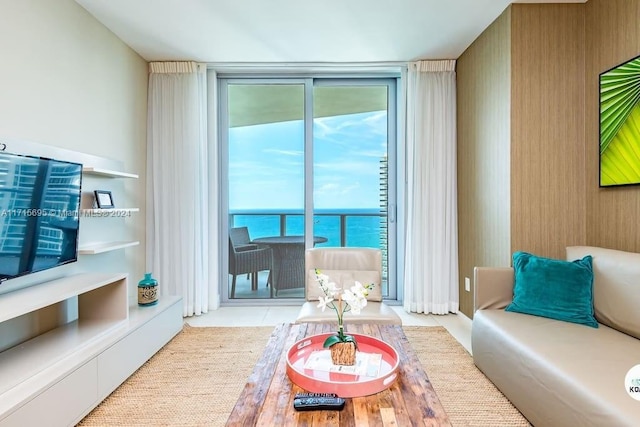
342 288 367 315
317 295 333 312
325 281 341 297
315 271 341 297
315 269 374 325
351 281 369 298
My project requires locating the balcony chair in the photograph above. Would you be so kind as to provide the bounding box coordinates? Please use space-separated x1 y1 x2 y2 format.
295 247 402 325
229 227 274 298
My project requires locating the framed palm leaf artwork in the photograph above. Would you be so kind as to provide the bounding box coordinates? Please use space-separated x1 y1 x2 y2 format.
600 55 640 187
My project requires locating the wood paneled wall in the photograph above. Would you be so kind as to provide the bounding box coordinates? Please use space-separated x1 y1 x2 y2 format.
457 0 640 317
457 8 512 317
456 9 511 316
456 4 586 317
510 4 586 259
585 0 640 252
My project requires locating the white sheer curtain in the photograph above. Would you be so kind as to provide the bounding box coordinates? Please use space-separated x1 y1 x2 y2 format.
403 60 459 315
146 61 211 317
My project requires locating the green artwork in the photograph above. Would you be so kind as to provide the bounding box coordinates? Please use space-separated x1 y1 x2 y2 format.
600 55 640 186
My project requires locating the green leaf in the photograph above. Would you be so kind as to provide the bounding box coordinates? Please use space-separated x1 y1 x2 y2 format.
600 57 640 154
341 334 355 342
342 334 358 349
323 333 359 349
600 103 640 185
323 335 343 348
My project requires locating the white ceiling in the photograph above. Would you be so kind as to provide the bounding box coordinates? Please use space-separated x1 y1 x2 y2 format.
74 0 587 64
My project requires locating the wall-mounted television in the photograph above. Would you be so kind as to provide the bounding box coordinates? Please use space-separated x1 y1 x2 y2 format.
0 151 83 282
599 54 640 187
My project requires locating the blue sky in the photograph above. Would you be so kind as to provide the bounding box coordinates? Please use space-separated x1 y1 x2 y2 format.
229 111 387 211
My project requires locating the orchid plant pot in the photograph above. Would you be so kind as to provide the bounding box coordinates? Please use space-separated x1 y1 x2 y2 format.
324 323 358 366
330 341 357 366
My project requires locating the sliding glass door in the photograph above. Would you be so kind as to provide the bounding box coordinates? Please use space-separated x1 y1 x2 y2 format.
312 81 395 297
220 77 397 302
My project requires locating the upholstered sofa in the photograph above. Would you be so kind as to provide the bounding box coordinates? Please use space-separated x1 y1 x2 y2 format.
472 246 640 426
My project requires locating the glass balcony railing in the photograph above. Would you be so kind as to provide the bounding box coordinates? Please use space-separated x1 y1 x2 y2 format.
229 209 385 249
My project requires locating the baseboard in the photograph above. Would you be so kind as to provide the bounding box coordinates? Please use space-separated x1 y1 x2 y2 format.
457 311 472 329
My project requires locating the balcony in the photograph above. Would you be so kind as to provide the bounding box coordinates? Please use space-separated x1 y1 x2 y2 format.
228 209 387 299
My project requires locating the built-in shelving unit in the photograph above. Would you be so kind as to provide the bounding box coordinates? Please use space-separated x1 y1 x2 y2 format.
80 165 140 255
0 141 182 426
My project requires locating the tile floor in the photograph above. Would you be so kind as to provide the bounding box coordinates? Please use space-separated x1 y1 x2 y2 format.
185 305 472 354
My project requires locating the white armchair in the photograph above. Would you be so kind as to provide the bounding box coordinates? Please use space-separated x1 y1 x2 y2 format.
295 247 402 325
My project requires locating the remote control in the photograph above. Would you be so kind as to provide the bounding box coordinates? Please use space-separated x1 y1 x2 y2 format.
294 392 338 399
293 394 345 411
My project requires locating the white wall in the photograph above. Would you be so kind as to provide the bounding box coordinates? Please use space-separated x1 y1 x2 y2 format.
0 0 148 295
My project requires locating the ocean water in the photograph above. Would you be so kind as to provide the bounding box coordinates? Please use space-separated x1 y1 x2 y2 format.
231 209 385 248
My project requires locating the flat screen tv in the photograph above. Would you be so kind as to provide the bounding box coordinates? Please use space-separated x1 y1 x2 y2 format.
599 54 640 187
0 151 82 282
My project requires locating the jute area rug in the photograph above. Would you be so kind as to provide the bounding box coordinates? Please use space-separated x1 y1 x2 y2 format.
77 324 530 427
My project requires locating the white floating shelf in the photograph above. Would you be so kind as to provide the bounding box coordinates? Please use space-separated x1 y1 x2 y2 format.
82 167 138 179
78 241 140 255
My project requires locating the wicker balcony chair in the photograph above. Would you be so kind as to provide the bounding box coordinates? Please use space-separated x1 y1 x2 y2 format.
229 227 274 298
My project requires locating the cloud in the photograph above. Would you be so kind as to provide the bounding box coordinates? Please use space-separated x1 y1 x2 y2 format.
316 182 361 196
313 158 383 177
263 148 303 157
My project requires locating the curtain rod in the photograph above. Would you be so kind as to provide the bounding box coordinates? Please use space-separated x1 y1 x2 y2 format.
206 61 408 74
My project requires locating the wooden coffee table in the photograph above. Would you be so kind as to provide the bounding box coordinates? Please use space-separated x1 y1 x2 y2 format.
226 323 451 426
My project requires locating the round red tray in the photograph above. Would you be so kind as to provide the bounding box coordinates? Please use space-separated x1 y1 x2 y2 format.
286 332 400 398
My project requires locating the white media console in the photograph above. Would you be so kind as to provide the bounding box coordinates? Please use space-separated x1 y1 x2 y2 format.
0 273 182 426
0 140 183 426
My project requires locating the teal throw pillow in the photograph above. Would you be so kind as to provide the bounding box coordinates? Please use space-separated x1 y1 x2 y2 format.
505 251 598 328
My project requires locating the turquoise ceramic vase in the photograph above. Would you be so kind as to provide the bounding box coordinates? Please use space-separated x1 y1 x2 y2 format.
138 272 158 306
